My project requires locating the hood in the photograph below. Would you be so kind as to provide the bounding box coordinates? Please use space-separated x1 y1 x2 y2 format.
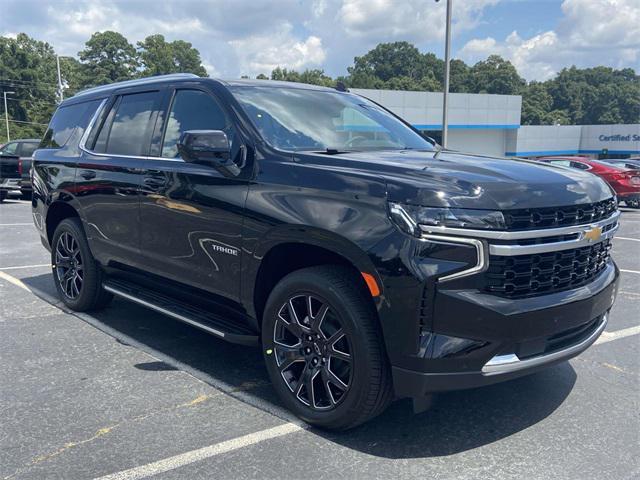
297 149 614 210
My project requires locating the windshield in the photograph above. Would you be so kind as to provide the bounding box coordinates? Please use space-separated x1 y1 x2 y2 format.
229 86 435 152
592 160 629 170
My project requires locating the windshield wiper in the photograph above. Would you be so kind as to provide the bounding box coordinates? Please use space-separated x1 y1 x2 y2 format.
313 148 355 155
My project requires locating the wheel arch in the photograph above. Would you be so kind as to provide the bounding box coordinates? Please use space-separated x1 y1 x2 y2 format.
45 201 82 245
245 226 384 330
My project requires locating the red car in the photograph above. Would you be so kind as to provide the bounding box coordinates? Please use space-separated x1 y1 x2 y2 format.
537 157 640 208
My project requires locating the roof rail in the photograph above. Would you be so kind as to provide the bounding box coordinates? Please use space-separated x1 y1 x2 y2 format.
73 73 199 98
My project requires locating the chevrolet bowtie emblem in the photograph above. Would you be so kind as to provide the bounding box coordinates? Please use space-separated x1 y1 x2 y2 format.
583 226 602 242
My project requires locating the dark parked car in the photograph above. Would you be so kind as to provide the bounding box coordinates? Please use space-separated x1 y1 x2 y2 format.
0 152 20 202
32 74 620 429
538 157 640 208
0 138 40 199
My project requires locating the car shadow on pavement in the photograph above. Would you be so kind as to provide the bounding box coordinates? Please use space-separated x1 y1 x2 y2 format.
322 364 576 458
21 272 577 459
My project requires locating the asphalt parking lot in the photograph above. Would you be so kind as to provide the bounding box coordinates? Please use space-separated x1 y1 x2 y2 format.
1 198 638 480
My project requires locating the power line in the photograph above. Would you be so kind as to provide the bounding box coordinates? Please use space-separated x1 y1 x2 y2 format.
0 83 56 92
6 119 48 126
5 96 58 106
0 77 59 87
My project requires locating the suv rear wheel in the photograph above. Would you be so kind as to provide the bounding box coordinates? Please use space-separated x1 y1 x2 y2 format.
262 265 392 430
51 218 113 311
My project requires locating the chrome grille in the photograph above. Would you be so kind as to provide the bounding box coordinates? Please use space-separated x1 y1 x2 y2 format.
504 198 617 230
485 239 612 297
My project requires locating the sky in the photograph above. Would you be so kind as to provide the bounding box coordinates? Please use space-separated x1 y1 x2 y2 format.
1 0 639 82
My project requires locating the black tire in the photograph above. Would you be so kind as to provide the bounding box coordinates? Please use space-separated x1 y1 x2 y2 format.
51 217 113 311
20 191 32 201
0 191 6 203
626 199 640 209
262 265 393 430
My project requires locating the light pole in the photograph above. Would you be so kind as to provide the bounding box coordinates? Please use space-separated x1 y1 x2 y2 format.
440 0 452 148
3 90 15 143
56 55 64 103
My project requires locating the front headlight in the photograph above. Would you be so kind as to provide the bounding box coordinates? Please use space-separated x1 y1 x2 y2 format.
389 202 506 237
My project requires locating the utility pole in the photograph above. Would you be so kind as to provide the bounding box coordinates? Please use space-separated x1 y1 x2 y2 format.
3 90 15 143
441 0 453 148
56 55 64 103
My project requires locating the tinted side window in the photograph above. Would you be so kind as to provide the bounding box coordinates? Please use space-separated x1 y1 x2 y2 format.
19 142 39 157
93 100 118 153
161 90 227 158
571 161 590 170
96 91 160 156
40 100 101 149
1 142 18 154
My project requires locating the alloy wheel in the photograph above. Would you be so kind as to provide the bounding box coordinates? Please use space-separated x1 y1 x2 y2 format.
272 294 353 410
54 231 84 299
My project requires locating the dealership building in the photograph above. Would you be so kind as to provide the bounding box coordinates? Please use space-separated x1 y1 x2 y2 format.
352 88 640 158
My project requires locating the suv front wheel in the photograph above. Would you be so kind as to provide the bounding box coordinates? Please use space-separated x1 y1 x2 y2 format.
262 265 392 430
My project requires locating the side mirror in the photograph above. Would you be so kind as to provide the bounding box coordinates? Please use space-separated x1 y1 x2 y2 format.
177 130 240 177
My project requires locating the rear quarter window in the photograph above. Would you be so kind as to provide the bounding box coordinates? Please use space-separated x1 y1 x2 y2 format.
92 91 161 157
19 142 39 157
40 99 102 149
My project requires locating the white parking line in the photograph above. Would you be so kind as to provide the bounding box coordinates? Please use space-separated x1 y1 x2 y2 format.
0 265 637 479
93 423 303 480
0 263 50 270
595 326 640 345
616 237 640 242
0 271 31 291
620 269 640 275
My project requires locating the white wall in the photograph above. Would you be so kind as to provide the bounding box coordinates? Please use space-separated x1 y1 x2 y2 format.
509 125 582 156
352 88 639 158
449 129 506 157
580 124 640 154
351 89 521 128
507 124 640 156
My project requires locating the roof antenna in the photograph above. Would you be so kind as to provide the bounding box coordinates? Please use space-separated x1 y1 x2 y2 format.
335 81 348 92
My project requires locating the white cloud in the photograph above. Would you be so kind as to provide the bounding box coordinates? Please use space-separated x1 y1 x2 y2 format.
338 0 499 42
1 0 638 81
460 0 640 80
230 26 326 76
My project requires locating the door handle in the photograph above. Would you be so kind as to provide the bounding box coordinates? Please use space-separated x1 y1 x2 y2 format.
79 170 96 180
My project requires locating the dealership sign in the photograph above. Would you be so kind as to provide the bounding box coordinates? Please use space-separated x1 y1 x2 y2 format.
599 134 640 142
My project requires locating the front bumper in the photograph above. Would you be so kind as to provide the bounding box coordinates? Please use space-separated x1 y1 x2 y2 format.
392 262 618 397
0 178 21 192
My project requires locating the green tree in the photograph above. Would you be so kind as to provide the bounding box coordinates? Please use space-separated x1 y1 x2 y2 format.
344 42 475 93
349 41 427 83
78 31 138 85
270 67 334 87
544 66 639 124
449 59 471 93
521 82 553 125
469 55 525 95
137 34 207 77
58 56 86 98
0 33 58 141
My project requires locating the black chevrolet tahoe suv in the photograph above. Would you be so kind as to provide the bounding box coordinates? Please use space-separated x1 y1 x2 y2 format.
32 74 620 430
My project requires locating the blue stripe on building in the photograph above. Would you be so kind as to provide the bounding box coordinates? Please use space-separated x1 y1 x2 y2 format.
413 124 520 130
506 149 640 156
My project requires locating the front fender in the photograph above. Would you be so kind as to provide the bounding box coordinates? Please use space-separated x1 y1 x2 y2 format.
256 223 382 275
